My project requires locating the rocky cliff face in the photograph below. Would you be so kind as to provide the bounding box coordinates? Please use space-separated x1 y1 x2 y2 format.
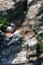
0 0 43 65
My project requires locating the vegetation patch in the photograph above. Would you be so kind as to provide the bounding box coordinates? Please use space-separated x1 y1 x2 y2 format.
0 16 8 32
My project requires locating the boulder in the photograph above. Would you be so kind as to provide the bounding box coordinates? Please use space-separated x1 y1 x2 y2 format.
0 0 14 11
27 0 33 5
27 3 41 19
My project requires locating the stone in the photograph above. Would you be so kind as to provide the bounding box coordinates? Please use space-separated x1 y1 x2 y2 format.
38 30 43 34
12 51 26 64
27 0 33 5
6 34 22 46
26 37 38 47
0 0 14 11
27 3 41 19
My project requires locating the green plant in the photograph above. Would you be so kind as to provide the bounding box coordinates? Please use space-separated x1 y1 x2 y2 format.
30 43 43 53
30 45 37 51
0 16 8 31
38 33 43 39
39 43 43 53
29 24 32 29
0 16 3 24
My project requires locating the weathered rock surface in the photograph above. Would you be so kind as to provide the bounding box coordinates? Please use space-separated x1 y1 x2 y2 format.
0 0 43 65
0 32 24 64
0 0 23 11
0 0 15 11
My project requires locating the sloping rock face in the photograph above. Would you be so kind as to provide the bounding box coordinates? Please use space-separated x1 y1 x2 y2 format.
0 32 26 65
22 0 43 46
0 0 43 65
